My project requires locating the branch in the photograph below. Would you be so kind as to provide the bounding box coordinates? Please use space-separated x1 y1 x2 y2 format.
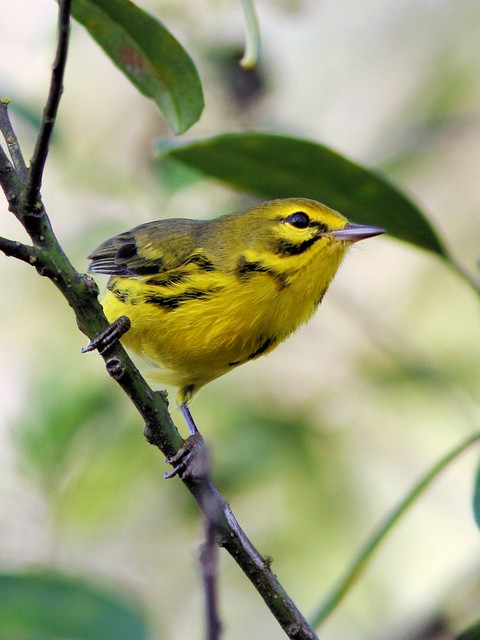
23 0 72 211
0 4 319 639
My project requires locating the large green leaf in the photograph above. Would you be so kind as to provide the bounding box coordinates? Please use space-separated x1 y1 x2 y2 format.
71 0 204 134
160 132 446 256
0 572 149 640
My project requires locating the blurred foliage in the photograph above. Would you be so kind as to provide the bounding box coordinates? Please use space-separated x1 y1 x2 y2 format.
12 369 176 530
0 572 149 640
14 372 119 495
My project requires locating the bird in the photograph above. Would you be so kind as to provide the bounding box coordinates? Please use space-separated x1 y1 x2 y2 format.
86 197 384 475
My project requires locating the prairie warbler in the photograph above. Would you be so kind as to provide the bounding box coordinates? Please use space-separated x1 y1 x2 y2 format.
88 198 383 471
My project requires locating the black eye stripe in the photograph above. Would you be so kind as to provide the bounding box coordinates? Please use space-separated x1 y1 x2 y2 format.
285 211 310 229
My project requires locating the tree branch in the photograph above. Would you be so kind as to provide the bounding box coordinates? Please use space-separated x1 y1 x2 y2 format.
0 3 320 638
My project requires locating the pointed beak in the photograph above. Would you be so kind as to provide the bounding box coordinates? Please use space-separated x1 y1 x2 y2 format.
331 223 386 243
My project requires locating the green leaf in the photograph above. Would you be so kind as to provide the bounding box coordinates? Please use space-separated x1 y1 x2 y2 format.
159 132 446 256
13 372 118 494
0 572 149 640
71 0 204 134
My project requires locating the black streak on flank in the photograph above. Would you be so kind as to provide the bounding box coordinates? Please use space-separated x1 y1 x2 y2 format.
145 287 223 311
235 256 289 288
228 336 277 367
108 280 137 305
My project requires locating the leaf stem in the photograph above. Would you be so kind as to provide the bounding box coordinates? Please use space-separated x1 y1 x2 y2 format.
310 431 480 628
240 0 260 69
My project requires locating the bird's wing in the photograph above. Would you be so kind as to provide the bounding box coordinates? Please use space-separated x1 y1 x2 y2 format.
88 218 206 277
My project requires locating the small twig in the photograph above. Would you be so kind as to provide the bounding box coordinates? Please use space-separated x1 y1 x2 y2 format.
23 0 72 210
201 520 222 640
0 136 24 206
0 98 28 180
0 236 39 265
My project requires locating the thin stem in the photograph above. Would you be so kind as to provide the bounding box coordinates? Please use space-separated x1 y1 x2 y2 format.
0 98 28 180
310 431 480 628
24 0 72 210
201 522 221 640
240 0 260 69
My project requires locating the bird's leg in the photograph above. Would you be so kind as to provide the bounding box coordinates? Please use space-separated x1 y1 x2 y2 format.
164 404 208 480
81 316 131 355
181 404 199 435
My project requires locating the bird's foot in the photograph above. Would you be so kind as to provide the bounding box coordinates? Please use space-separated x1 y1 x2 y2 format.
164 432 208 480
81 316 131 355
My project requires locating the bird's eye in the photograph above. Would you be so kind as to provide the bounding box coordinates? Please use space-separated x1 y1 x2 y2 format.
285 212 310 229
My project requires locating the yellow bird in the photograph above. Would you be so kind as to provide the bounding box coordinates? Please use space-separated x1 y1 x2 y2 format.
88 198 383 473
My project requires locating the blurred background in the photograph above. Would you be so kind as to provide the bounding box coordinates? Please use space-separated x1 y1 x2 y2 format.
1 0 479 638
